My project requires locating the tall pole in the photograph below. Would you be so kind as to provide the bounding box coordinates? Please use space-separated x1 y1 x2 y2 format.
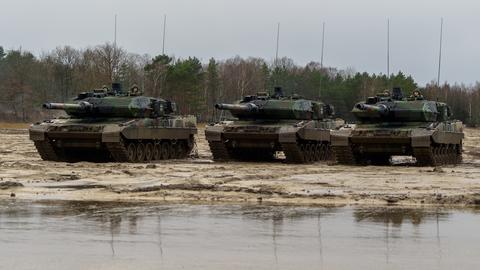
275 22 280 67
114 14 117 48
319 22 325 99
437 17 444 86
387 18 390 77
469 100 472 124
162 14 167 55
320 22 325 68
113 14 117 83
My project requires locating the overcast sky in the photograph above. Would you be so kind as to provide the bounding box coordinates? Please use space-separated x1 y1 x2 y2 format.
1 0 478 85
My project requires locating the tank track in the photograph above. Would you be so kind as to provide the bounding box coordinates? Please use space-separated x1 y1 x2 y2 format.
413 144 462 166
105 141 129 162
105 138 193 163
209 141 231 161
281 143 304 163
281 141 333 164
332 146 358 165
34 140 62 161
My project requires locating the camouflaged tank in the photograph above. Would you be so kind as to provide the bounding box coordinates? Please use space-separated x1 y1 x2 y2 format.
29 84 197 162
205 87 343 163
331 88 464 166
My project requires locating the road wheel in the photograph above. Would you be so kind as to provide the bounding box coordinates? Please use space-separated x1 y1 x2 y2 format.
319 144 326 160
305 144 313 163
145 142 154 162
307 143 315 162
176 141 187 158
153 143 160 160
161 142 170 159
300 144 308 163
455 144 463 164
168 143 177 159
433 146 441 166
136 143 145 162
127 143 136 162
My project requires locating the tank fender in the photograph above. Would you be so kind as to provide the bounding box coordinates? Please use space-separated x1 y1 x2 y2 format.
29 124 48 141
102 125 123 143
278 126 298 143
330 129 352 146
204 125 224 142
301 128 331 141
431 131 464 144
411 129 432 147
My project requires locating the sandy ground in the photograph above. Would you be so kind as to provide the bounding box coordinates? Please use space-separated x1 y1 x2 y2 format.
1 126 480 206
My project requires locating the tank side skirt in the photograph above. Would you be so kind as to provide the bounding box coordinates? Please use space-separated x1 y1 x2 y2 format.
121 127 196 141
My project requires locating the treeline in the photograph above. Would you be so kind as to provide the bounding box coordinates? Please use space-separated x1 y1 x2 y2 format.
0 43 478 125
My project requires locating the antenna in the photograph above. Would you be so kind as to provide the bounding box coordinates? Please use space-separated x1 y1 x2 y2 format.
162 14 167 55
320 22 325 68
437 17 443 86
113 14 118 83
469 100 472 124
387 18 390 77
114 14 117 47
319 22 326 99
275 22 280 67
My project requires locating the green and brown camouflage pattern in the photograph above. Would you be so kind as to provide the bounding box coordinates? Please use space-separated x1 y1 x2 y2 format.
29 86 197 163
205 88 343 163
331 88 464 166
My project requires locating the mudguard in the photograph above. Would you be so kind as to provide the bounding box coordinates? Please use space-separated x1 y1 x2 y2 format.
205 125 224 142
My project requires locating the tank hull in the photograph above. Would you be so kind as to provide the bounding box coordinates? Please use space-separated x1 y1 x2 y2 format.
30 117 197 163
331 122 464 166
205 120 341 163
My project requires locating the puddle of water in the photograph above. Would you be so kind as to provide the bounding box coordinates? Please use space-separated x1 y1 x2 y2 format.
0 200 479 270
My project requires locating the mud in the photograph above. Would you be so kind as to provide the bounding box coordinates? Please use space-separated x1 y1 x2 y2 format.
1 127 480 206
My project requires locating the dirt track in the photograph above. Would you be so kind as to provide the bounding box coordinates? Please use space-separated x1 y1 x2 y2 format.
1 127 480 206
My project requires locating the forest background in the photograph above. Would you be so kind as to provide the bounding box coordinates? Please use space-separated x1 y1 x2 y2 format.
0 43 477 124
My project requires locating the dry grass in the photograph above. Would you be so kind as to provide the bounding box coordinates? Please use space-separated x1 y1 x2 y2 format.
0 122 30 129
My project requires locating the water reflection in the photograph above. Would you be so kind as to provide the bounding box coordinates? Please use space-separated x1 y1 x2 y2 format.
353 207 449 226
0 200 479 270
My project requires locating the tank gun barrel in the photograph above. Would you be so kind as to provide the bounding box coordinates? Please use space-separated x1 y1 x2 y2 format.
355 103 389 115
215 103 258 112
42 102 93 111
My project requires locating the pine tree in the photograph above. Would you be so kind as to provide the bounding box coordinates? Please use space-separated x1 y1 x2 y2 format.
205 58 220 121
0 46 5 60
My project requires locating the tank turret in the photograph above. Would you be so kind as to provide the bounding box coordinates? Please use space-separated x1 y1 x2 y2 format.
43 93 176 118
352 88 448 122
214 92 334 120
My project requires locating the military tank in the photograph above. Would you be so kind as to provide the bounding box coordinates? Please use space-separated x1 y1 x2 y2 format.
205 87 343 163
331 87 464 166
29 84 197 162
